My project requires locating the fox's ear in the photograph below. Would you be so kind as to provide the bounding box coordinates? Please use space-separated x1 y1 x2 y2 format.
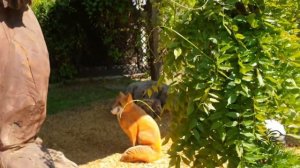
119 92 125 97
126 93 133 101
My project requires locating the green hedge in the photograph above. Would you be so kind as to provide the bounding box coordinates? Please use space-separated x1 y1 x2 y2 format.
159 0 300 167
32 0 139 82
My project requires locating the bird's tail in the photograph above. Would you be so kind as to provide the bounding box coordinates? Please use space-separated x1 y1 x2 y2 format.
265 119 286 143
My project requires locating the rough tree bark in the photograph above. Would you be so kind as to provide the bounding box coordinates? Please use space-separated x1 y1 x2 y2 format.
146 1 162 81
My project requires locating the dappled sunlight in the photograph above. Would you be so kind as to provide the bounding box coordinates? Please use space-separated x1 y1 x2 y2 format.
79 139 185 168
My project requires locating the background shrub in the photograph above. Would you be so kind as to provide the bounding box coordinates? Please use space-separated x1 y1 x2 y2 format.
159 0 300 167
33 0 140 82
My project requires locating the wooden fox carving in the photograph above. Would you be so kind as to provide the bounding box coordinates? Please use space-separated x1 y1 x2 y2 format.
111 92 162 162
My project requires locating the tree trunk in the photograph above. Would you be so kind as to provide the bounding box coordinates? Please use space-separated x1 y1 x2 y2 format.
147 1 161 81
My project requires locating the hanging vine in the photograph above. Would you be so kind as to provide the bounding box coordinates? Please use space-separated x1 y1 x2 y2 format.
158 0 300 167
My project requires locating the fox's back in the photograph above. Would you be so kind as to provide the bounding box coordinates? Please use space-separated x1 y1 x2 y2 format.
137 114 161 150
121 104 161 145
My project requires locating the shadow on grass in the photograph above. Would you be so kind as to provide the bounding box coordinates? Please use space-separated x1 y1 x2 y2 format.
47 78 134 114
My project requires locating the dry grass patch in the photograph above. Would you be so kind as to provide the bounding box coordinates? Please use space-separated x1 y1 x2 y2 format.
39 99 183 167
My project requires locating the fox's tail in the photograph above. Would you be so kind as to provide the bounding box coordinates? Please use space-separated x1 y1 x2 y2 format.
120 145 161 163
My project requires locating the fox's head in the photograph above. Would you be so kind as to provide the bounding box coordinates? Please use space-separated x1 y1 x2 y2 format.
111 92 133 115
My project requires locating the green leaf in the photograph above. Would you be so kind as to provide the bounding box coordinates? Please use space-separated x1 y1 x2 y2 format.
209 98 219 103
205 103 216 111
187 102 194 116
236 143 243 158
181 156 190 166
255 113 266 121
209 37 218 44
174 48 182 59
221 131 226 142
227 94 237 105
241 84 250 97
189 118 198 130
235 33 245 40
195 83 205 90
242 74 253 82
201 104 209 115
224 121 238 127
241 132 255 138
152 85 159 92
192 129 200 142
244 154 264 163
234 78 241 84
220 45 232 53
226 128 239 143
243 120 254 126
256 69 265 87
223 21 232 35
208 93 219 99
147 89 152 97
209 112 223 120
255 96 268 103
290 51 300 59
211 121 222 130
232 25 239 32
247 13 259 28
239 64 253 75
218 70 231 79
290 61 300 67
237 162 244 168
226 112 240 118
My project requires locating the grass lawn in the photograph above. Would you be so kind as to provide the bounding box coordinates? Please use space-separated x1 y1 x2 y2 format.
47 78 133 114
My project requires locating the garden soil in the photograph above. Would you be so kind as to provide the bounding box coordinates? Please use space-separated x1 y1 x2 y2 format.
39 99 187 168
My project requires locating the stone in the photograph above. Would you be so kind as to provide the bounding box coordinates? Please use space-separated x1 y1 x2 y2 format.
0 139 78 168
126 80 168 107
0 2 49 149
135 98 162 119
0 2 77 167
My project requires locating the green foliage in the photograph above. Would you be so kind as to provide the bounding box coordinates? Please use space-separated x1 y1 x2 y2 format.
260 146 300 168
33 0 84 82
81 0 137 62
159 0 300 167
32 0 138 82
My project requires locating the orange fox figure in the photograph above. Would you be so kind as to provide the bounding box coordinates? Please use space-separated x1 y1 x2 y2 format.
111 92 162 163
